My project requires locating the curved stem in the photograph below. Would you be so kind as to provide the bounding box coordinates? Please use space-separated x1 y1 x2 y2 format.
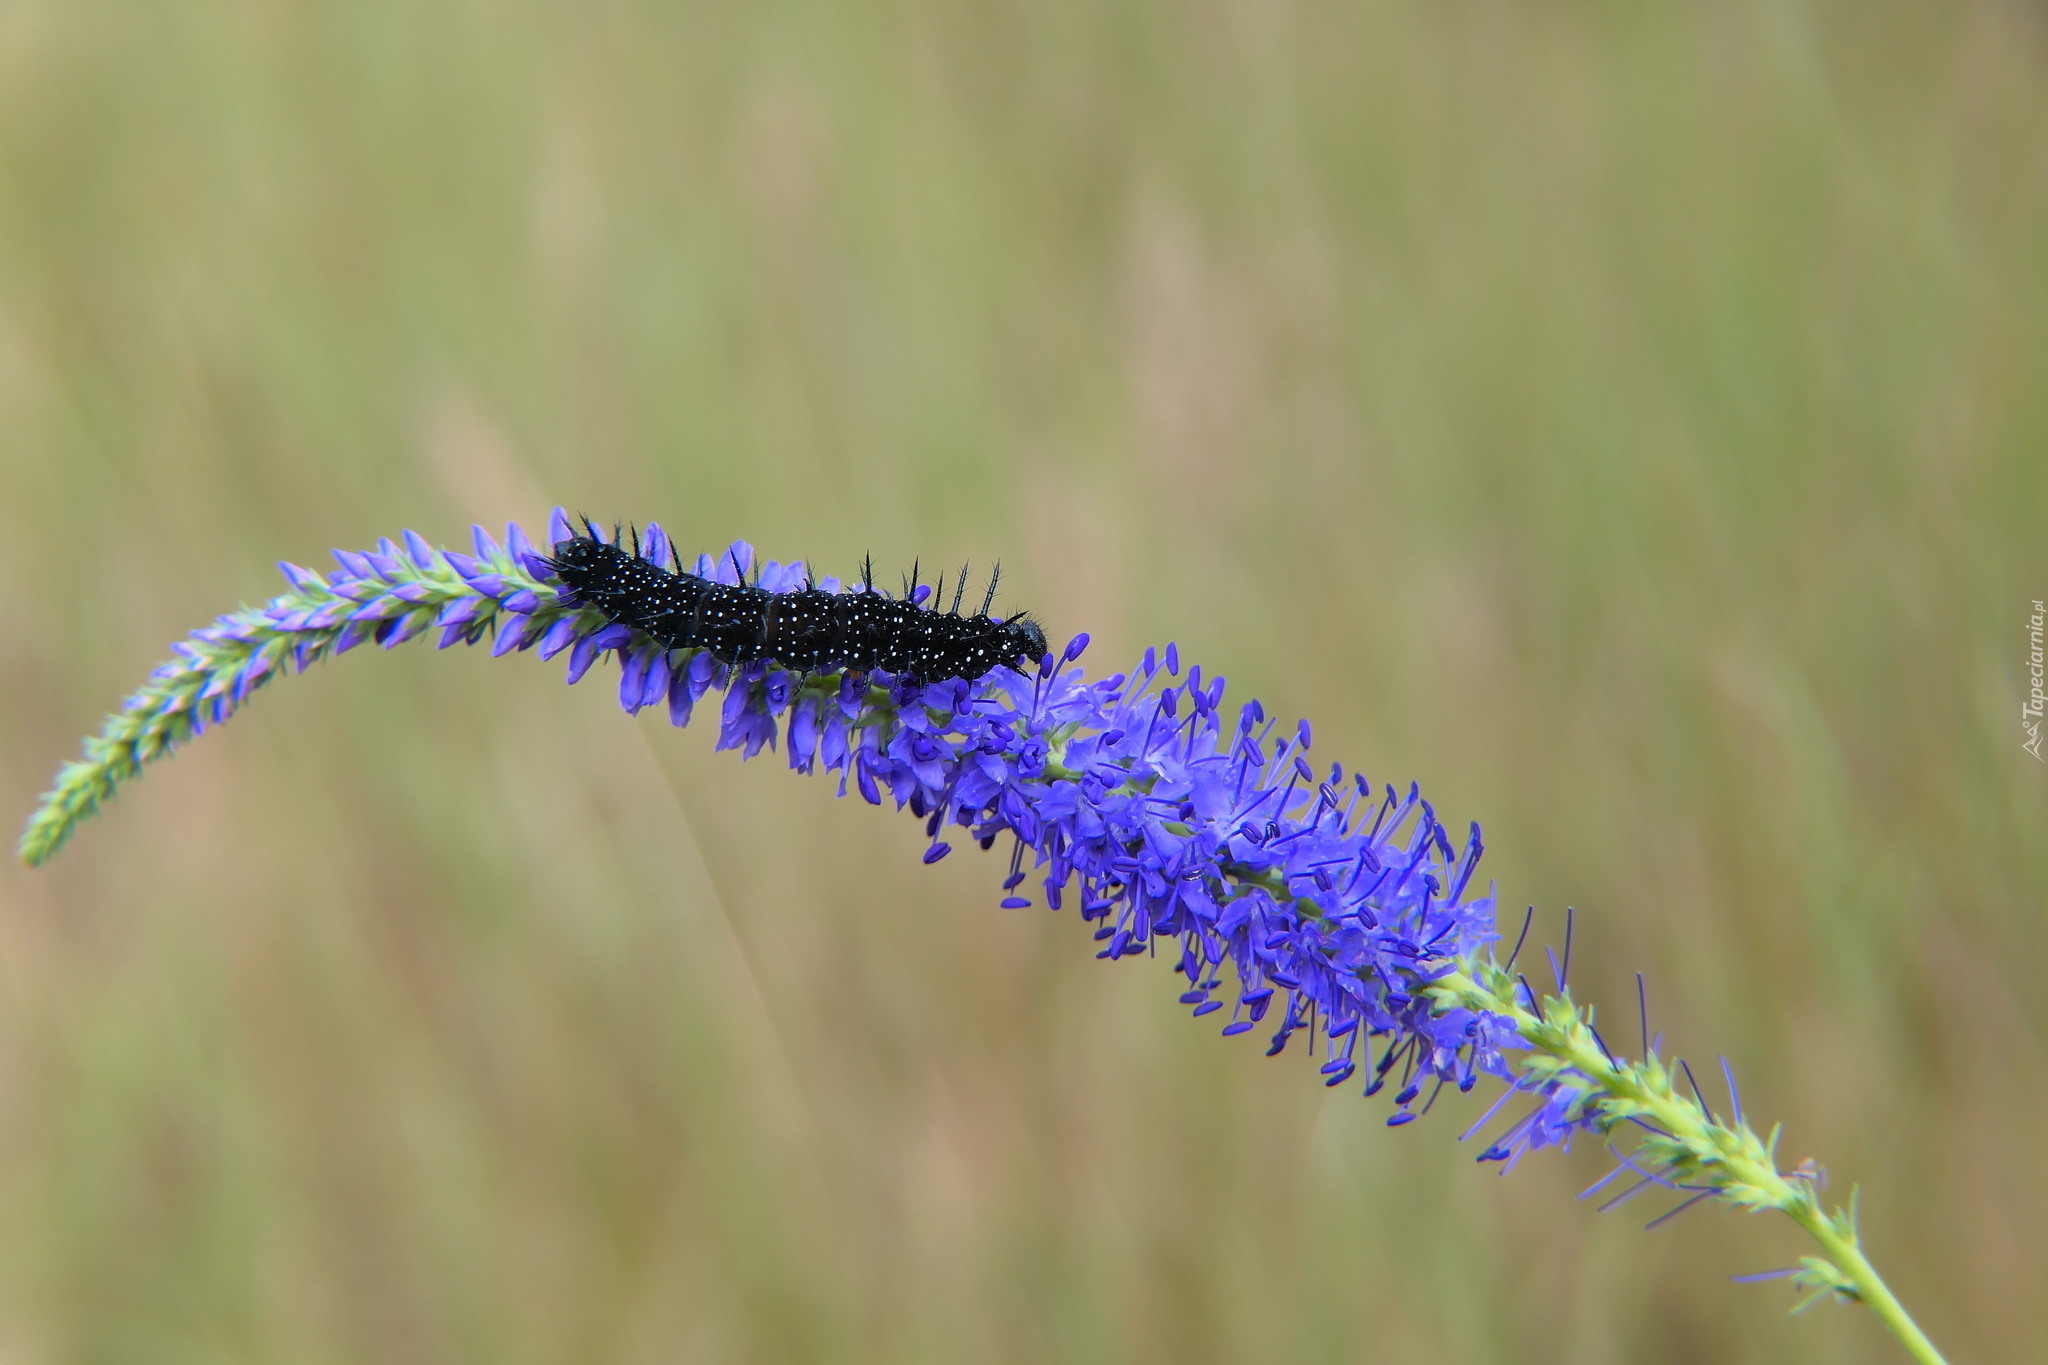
1784 1205 1947 1365
1432 963 1948 1365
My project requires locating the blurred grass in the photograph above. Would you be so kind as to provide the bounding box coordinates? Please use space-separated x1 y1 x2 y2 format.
1 1 2044 1361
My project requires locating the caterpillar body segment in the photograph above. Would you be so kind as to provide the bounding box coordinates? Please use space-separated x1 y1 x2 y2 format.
546 530 1049 683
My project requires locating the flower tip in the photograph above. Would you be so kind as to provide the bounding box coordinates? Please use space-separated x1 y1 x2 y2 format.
548 507 574 546
718 541 755 584
922 842 952 864
1062 632 1090 663
506 523 549 580
278 561 324 591
402 529 436 569
1000 896 1032 909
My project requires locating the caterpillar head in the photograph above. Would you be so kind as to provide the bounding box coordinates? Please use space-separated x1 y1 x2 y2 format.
1003 616 1050 668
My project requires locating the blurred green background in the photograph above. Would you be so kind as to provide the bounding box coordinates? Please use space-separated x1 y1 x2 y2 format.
1 2 2043 1361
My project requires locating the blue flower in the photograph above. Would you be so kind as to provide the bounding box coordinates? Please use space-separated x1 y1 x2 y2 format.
21 508 1529 1130
517 515 1525 1128
20 512 1949 1364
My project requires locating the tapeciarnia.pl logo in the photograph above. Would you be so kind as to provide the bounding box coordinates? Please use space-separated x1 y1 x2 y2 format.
2026 600 2046 761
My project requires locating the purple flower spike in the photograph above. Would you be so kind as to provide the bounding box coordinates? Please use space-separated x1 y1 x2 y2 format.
641 651 673 709
403 529 436 570
506 522 552 579
279 561 325 592
467 531 1533 1142
536 618 581 661
667 665 696 728
618 649 650 713
564 632 605 686
642 523 670 568
19 518 1947 1365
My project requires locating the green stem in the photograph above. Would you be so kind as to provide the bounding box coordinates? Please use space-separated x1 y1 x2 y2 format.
1784 1204 1947 1365
1431 963 1947 1365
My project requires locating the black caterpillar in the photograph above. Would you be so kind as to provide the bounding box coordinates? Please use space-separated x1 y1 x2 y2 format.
546 523 1050 683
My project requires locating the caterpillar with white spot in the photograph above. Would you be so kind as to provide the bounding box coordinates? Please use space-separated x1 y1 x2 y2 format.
545 522 1050 683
